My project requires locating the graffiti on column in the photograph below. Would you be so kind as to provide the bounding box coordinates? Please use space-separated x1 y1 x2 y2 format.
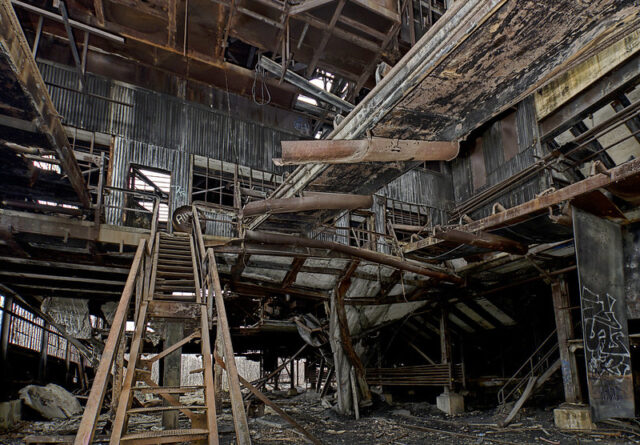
582 286 631 402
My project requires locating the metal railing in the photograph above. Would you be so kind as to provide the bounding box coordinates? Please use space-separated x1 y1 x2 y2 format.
497 328 559 406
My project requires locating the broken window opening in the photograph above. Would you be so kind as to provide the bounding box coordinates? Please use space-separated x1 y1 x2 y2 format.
127 165 171 228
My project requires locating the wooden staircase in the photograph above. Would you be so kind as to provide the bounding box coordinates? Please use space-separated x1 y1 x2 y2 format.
109 231 219 444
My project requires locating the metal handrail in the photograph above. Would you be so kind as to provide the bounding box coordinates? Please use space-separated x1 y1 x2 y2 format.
497 328 559 405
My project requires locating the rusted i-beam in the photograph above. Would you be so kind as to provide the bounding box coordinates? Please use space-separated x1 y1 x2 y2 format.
242 193 373 217
274 138 459 165
244 230 463 284
433 227 528 255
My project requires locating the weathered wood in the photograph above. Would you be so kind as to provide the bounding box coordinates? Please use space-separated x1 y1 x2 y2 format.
74 239 146 445
206 249 252 445
162 323 184 430
551 277 582 404
334 260 372 406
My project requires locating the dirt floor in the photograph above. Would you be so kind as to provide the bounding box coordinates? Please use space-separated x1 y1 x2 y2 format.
3 389 640 444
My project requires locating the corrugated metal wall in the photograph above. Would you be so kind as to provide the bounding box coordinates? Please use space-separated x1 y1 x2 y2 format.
39 62 302 174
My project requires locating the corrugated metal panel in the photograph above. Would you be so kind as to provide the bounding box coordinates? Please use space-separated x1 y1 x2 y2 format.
38 62 301 173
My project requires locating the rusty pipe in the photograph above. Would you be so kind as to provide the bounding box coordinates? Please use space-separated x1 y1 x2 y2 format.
274 138 460 165
242 193 373 217
433 227 528 255
244 230 463 284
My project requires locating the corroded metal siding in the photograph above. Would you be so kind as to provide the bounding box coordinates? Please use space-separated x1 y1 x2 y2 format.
38 62 302 173
380 167 453 226
450 96 550 219
106 137 190 227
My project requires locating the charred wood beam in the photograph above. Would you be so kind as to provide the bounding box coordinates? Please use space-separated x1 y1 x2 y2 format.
230 252 251 280
289 0 334 15
242 193 373 217
281 257 306 288
433 227 528 255
275 138 459 165
259 55 354 112
0 2 92 207
334 260 372 406
244 230 463 284
306 0 345 77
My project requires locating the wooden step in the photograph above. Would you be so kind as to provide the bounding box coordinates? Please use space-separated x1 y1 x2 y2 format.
121 428 208 444
156 271 195 278
157 265 193 271
127 405 207 414
131 385 204 394
156 280 195 286
159 253 192 260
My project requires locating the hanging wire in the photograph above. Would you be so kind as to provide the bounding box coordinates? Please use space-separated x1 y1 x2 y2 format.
252 61 272 106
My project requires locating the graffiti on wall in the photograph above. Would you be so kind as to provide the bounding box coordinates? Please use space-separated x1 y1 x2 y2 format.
582 286 631 386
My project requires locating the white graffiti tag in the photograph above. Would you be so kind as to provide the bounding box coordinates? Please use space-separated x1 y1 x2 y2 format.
582 287 631 382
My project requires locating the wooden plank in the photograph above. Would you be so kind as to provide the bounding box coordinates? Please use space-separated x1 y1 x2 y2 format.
190 235 220 445
281 257 305 288
207 249 252 445
145 330 200 364
73 239 146 445
290 0 334 15
334 260 372 406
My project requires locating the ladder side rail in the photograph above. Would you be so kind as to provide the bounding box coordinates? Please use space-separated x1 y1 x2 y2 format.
74 238 147 445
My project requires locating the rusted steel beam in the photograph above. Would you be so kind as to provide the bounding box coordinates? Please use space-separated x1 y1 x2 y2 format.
405 158 640 254
433 227 528 255
0 1 91 208
275 138 459 165
242 193 373 217
244 230 463 284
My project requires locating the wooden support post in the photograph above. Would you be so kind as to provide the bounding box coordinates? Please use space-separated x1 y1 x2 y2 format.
334 260 372 406
440 307 452 392
38 322 49 383
111 333 125 413
162 323 184 429
551 277 583 403
207 250 251 445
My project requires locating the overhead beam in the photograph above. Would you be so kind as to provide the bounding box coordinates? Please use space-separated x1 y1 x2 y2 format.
306 0 345 76
289 0 335 15
275 138 459 165
244 230 463 284
0 1 92 207
241 193 373 217
259 55 354 112
433 227 528 255
10 0 124 43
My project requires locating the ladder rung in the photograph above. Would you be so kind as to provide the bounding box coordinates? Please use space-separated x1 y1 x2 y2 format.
156 272 194 278
127 405 207 414
121 428 208 444
131 385 204 394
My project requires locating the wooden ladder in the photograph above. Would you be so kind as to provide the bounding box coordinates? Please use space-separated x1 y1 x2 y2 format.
110 231 220 444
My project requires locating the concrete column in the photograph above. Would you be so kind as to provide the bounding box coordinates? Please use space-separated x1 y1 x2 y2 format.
551 277 582 403
162 323 183 429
